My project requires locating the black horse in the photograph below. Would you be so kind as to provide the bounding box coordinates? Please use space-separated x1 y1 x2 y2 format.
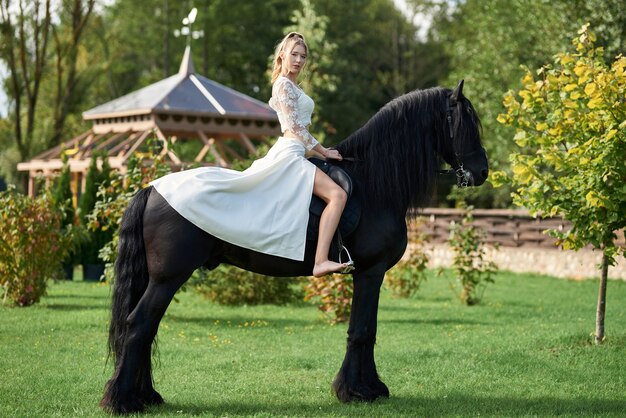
101 80 488 414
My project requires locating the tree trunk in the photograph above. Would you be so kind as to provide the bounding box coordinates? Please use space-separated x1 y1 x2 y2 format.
0 0 51 161
163 0 169 77
48 0 95 148
203 0 209 75
594 252 609 344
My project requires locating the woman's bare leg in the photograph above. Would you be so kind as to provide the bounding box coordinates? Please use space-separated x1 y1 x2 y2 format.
312 167 350 277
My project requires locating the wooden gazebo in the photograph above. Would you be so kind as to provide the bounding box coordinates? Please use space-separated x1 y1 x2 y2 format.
17 46 279 196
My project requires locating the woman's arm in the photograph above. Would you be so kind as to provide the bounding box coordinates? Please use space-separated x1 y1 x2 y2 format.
273 79 342 160
273 79 319 150
311 143 342 161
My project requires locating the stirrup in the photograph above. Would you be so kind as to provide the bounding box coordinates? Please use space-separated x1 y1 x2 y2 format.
338 245 355 274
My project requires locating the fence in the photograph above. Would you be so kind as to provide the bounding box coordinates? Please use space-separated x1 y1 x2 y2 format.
405 208 626 280
409 208 625 249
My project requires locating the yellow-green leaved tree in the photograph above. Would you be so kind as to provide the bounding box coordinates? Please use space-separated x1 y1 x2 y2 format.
494 24 626 344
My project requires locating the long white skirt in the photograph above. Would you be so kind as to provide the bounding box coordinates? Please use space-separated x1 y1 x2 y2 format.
150 137 316 261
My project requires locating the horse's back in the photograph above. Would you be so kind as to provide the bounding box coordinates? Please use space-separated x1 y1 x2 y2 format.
143 188 220 281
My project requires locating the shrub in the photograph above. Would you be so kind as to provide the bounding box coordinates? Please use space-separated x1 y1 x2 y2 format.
304 274 353 324
89 139 171 281
87 138 171 280
79 154 113 268
191 265 303 306
386 218 429 298
0 187 72 306
51 155 75 227
445 206 498 305
386 252 428 298
51 155 76 272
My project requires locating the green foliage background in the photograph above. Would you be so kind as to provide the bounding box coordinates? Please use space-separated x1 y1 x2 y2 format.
1 0 625 207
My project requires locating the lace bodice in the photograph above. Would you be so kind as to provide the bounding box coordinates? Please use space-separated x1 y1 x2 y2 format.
269 76 318 150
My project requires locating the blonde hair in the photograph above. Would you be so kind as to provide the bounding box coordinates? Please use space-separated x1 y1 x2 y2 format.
271 32 309 84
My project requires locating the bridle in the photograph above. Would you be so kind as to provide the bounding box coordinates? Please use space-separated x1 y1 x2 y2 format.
439 95 473 187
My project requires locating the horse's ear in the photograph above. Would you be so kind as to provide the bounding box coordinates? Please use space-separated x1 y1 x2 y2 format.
450 79 464 104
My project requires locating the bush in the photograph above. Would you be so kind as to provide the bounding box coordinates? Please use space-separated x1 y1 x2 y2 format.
52 155 75 227
191 265 303 306
78 154 113 268
0 187 72 306
304 274 353 324
386 218 429 298
51 156 76 272
89 139 171 281
445 206 498 305
386 251 428 298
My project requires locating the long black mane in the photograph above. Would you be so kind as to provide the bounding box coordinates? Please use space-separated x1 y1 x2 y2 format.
336 87 459 213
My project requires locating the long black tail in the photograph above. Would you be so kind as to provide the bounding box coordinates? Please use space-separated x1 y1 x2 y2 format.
108 186 153 365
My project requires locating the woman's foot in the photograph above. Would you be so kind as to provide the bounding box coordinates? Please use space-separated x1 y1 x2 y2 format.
313 260 354 277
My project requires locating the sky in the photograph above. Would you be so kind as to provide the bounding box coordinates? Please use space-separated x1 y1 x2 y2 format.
0 0 432 119
393 0 434 41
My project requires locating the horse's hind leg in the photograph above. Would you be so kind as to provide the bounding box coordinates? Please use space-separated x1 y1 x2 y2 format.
102 189 221 414
104 275 188 414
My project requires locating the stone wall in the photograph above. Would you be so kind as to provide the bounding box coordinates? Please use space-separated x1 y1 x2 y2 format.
408 243 626 281
406 208 626 280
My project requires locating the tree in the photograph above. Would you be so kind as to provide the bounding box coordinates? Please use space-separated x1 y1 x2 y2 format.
51 154 76 272
0 0 97 189
78 153 112 266
435 0 574 206
434 0 626 207
78 153 98 224
52 154 75 228
0 0 51 161
494 25 626 344
48 0 96 148
312 0 427 143
97 0 295 102
279 0 338 143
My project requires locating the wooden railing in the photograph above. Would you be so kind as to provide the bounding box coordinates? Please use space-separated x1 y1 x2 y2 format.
409 208 625 248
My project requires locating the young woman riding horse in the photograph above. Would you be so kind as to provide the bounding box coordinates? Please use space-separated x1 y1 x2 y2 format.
100 34 489 414
151 32 352 278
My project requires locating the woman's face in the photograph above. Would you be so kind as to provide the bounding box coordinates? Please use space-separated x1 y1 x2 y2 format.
283 43 307 76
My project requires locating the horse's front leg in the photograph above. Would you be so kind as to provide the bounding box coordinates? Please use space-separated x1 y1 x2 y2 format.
332 266 389 402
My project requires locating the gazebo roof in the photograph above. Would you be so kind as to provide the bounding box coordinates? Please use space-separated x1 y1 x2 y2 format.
83 47 276 122
17 46 279 196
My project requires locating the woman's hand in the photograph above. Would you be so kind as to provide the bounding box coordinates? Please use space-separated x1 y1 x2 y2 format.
325 148 343 161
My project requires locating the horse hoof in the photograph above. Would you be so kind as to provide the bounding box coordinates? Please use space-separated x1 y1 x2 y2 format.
332 379 377 403
100 394 145 415
350 386 378 402
369 378 389 399
140 388 164 406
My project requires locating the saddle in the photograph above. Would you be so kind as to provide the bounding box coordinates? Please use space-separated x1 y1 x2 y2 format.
306 158 361 247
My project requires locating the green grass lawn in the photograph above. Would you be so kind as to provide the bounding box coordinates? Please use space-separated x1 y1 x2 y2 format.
1 271 625 417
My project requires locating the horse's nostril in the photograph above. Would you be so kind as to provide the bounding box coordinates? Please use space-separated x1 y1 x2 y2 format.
482 169 489 179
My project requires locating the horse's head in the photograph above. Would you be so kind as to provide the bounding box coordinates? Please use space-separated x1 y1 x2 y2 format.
439 80 489 187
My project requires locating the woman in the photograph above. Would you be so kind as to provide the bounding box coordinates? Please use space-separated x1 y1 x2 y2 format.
151 32 352 277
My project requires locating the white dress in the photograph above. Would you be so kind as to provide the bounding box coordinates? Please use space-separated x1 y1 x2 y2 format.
150 76 319 261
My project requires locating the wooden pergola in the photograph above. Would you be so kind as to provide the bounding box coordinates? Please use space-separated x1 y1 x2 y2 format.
17 46 280 196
